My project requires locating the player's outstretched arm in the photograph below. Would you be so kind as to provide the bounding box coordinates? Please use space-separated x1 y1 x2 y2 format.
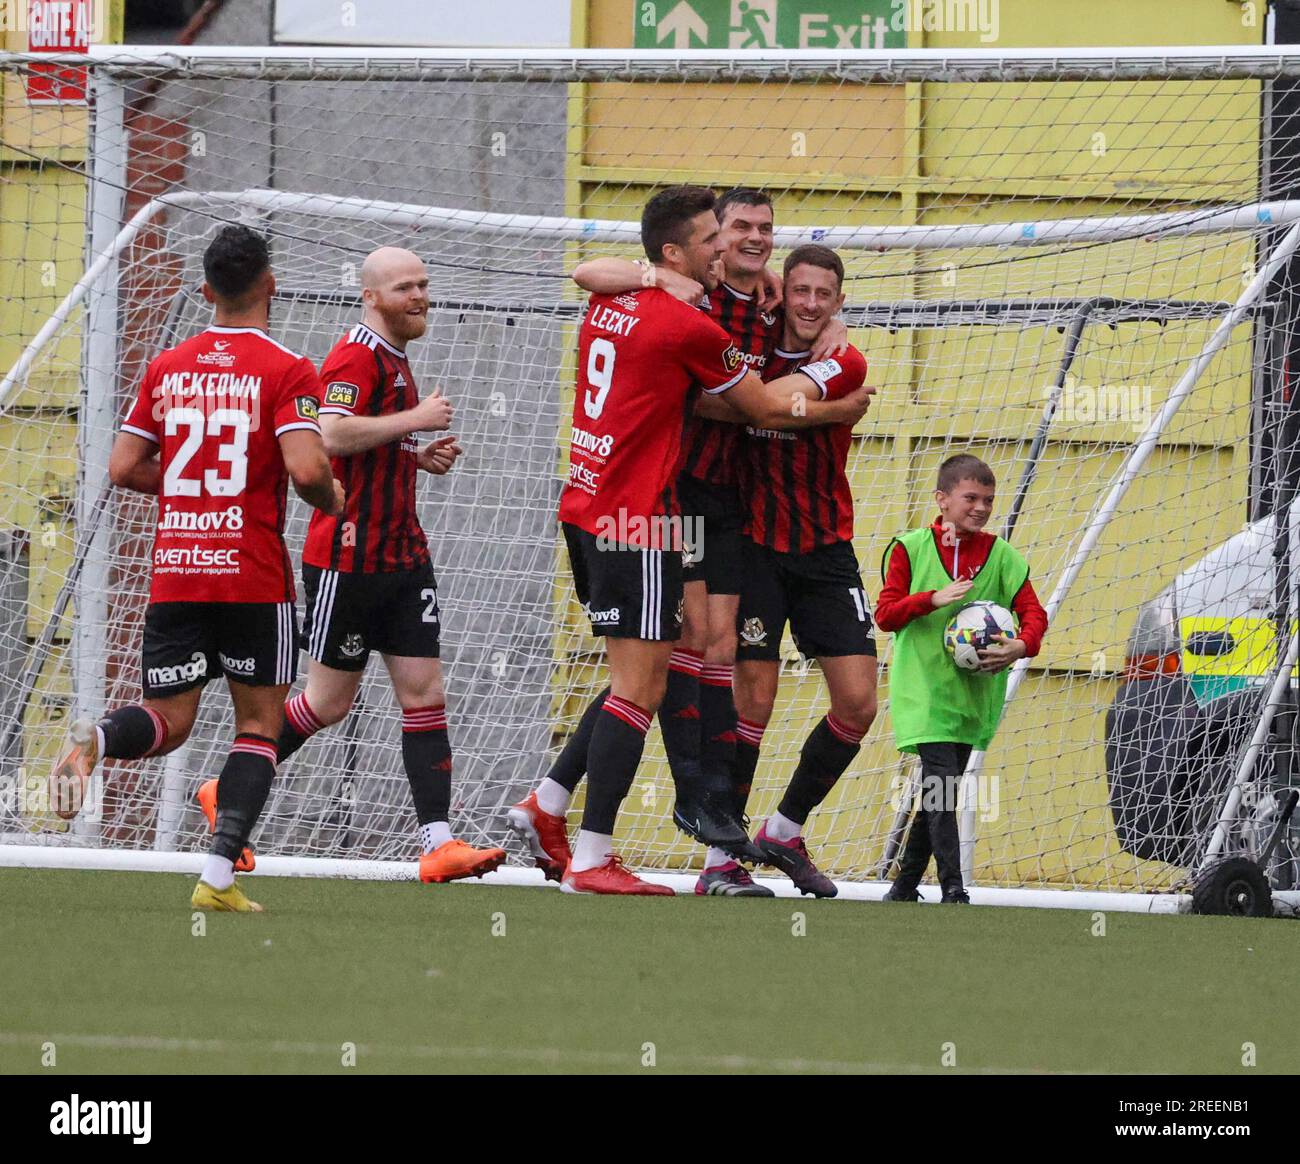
280 429 345 515
322 390 452 457
572 257 703 304
107 431 161 495
704 370 875 431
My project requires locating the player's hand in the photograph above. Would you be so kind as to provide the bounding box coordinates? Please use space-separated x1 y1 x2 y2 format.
417 435 463 475
327 477 346 516
657 266 705 305
830 382 876 426
757 266 784 311
811 317 849 360
931 578 973 608
977 633 1027 673
408 388 453 432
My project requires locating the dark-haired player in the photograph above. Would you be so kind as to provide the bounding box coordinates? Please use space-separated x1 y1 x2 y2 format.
506 186 873 894
700 245 877 896
567 189 847 875
272 246 506 884
49 225 344 912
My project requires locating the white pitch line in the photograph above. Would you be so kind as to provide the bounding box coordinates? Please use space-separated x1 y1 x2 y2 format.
0 1031 1077 1075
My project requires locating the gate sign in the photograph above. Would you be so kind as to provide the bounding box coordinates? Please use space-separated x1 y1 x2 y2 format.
25 0 97 104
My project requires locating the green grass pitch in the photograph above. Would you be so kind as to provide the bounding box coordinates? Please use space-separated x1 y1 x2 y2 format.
1 868 1296 1075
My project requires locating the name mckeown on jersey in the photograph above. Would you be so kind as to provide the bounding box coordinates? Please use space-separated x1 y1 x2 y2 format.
558 288 748 549
122 325 324 605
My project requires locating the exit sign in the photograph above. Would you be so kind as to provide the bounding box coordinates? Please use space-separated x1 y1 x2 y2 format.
634 1 907 50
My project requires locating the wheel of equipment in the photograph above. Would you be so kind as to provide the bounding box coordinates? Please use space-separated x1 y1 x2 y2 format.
1190 857 1272 917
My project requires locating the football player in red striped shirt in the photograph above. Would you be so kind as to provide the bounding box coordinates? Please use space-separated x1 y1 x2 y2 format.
564 190 849 886
49 226 343 912
697 244 878 897
506 187 874 895
274 246 505 884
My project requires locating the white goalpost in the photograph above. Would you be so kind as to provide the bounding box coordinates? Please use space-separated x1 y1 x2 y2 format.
3 46 1300 912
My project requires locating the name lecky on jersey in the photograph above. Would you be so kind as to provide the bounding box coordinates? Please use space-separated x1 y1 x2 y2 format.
570 427 615 459
154 546 240 569
589 304 641 337
159 504 245 533
147 652 207 688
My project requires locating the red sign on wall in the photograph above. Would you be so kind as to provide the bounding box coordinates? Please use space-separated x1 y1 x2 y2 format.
25 0 96 105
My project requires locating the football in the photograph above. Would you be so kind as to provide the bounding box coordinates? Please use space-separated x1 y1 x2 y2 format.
943 600 1018 671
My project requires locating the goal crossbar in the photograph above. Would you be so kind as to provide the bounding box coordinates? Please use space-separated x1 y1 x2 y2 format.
5 187 1298 413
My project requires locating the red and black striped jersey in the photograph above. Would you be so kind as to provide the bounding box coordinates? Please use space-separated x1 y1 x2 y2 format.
677 283 780 488
302 323 430 573
745 344 868 554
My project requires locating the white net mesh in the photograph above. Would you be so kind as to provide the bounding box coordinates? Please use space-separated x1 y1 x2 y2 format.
3 49 1299 894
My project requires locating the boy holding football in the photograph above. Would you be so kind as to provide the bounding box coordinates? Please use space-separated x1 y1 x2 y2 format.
874 454 1048 903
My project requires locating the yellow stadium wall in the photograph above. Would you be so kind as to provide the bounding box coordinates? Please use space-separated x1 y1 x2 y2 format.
557 0 1265 887
2 1 124 803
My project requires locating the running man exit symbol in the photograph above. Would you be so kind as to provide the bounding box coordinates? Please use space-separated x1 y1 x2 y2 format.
731 0 777 46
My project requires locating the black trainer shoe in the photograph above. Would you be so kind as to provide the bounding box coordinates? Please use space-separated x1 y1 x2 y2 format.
754 825 837 898
940 889 971 904
883 883 925 902
694 862 776 897
673 791 760 861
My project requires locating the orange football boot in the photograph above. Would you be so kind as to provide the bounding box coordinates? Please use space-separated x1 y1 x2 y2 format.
419 838 507 883
196 779 255 873
561 855 675 896
49 717 99 821
504 790 572 882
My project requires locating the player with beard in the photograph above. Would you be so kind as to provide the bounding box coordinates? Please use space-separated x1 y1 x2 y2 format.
562 189 848 879
505 187 873 893
258 245 506 884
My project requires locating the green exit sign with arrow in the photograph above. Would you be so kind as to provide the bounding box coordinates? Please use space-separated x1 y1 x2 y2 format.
634 1 908 50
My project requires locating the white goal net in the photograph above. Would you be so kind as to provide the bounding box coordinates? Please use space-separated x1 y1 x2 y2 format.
3 47 1300 903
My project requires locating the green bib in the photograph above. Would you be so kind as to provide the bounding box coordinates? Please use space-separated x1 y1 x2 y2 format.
885 527 1029 753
